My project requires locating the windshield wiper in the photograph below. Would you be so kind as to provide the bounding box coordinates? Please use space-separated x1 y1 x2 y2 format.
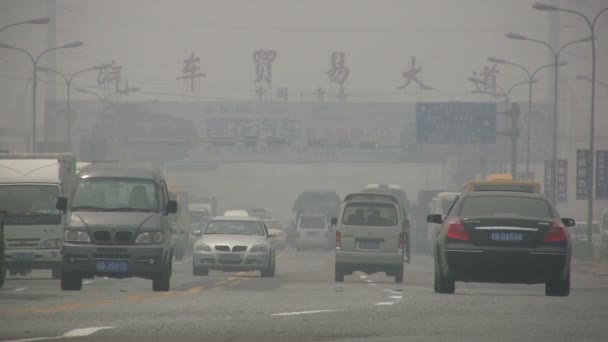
106 207 159 212
70 206 108 211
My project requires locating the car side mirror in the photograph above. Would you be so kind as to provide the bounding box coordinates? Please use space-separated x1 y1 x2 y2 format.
427 214 443 224
331 217 338 226
192 230 202 237
56 197 68 212
166 200 178 215
562 218 575 227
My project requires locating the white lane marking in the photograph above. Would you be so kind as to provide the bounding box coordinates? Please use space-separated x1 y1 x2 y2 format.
365 279 372 283
4 326 114 342
375 302 396 306
389 296 402 299
83 281 93 285
13 287 27 292
359 275 367 279
271 309 338 316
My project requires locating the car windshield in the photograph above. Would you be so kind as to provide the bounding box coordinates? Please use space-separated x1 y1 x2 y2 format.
264 220 282 230
204 220 265 236
0 185 60 214
342 203 398 226
71 178 160 212
460 196 552 219
299 216 326 229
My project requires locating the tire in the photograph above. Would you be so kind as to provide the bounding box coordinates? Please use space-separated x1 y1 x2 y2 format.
193 266 209 276
61 272 82 291
174 244 184 262
153 261 171 292
545 273 570 297
0 261 6 289
334 265 344 282
261 254 276 278
435 251 455 294
394 265 404 284
51 265 61 279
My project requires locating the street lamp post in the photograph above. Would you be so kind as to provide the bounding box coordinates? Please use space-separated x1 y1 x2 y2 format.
506 32 593 205
0 41 83 152
488 57 567 180
39 65 109 151
534 3 608 255
0 17 50 33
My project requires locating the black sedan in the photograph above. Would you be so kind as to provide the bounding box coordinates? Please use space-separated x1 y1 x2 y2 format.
427 191 575 296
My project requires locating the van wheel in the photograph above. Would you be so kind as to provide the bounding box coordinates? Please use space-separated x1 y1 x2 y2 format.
193 266 209 276
334 265 344 282
545 273 570 297
153 262 171 292
394 266 404 284
435 252 454 294
61 272 82 291
51 265 61 279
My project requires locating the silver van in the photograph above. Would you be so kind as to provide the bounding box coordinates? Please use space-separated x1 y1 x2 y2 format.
333 193 406 283
57 163 177 291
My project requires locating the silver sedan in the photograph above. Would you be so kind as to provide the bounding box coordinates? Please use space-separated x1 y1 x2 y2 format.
192 217 276 277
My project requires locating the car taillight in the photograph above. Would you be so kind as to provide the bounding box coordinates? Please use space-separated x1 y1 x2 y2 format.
447 218 470 241
398 232 405 250
544 221 569 243
336 230 342 249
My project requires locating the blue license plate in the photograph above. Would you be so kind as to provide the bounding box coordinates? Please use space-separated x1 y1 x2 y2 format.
96 260 128 272
220 253 241 261
13 253 35 260
359 240 381 250
491 232 523 242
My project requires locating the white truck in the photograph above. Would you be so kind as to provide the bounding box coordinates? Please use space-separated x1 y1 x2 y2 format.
0 154 76 279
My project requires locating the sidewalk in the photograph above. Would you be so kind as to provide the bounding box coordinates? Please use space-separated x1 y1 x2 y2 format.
572 259 608 277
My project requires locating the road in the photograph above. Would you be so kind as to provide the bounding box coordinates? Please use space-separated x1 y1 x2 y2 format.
1 250 608 342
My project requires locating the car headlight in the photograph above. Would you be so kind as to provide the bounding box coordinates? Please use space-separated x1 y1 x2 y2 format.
64 230 91 243
135 232 163 244
40 238 60 249
250 244 269 253
194 243 212 252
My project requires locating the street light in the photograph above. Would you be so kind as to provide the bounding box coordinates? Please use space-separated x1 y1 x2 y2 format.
38 64 109 151
0 17 50 33
506 32 593 204
0 40 83 152
487 57 567 180
534 3 608 255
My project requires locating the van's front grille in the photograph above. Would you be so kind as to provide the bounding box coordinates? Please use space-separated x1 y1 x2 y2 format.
92 231 134 244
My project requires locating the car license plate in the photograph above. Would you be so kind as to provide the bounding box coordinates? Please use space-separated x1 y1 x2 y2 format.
96 260 128 273
359 240 381 250
491 232 523 242
13 253 35 260
220 253 241 261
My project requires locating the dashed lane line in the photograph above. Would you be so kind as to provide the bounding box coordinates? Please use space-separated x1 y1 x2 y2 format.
3 326 114 342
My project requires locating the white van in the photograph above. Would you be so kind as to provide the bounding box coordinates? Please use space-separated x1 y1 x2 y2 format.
296 214 330 250
0 154 76 279
333 193 406 283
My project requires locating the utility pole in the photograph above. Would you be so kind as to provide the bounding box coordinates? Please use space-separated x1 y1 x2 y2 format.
497 102 521 178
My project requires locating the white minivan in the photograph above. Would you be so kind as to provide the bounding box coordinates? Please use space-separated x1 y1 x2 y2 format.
333 193 406 283
295 214 331 251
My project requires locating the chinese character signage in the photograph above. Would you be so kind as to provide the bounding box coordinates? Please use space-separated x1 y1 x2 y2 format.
576 150 590 200
597 150 608 200
557 159 567 203
544 160 553 200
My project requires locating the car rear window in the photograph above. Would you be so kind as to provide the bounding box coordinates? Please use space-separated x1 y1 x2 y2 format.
460 196 552 219
342 203 398 226
299 216 326 229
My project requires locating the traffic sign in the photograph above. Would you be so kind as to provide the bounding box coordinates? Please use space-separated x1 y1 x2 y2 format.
416 102 496 144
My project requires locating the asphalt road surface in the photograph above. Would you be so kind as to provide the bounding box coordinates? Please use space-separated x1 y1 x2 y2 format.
2 250 608 342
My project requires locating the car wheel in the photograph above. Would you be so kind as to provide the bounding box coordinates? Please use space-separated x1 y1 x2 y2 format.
394 265 404 284
334 265 344 282
435 251 455 294
0 260 6 289
545 273 570 297
153 261 171 292
51 265 61 279
61 272 82 291
174 245 184 262
261 253 276 278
